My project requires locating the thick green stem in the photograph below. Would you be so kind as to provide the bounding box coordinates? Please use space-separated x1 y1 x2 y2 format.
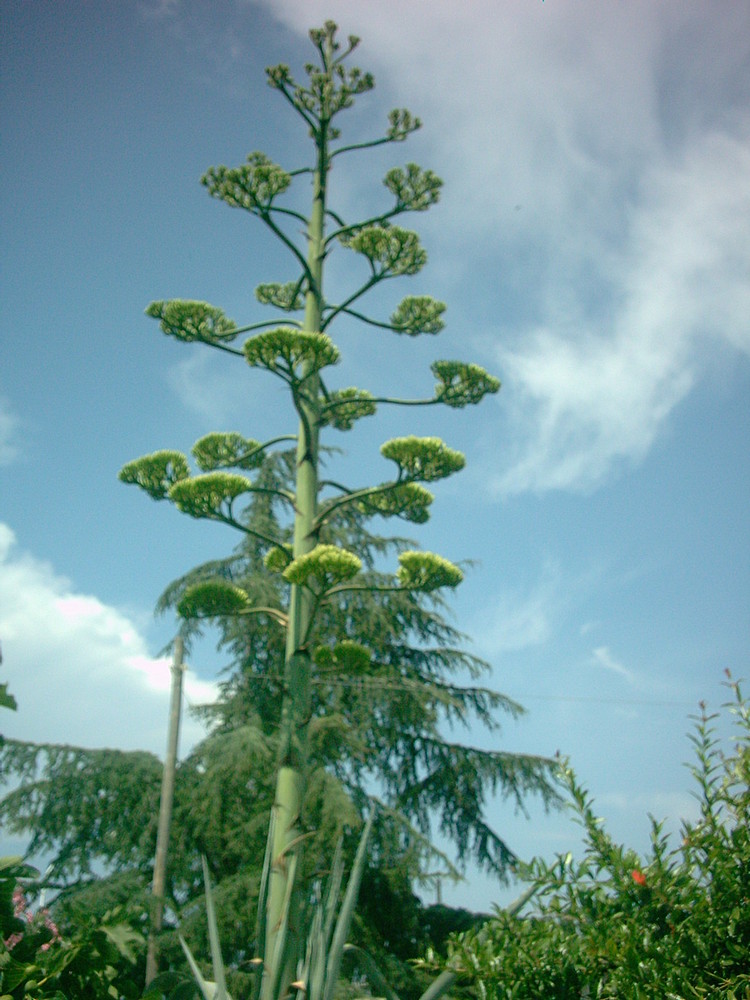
263 69 330 1000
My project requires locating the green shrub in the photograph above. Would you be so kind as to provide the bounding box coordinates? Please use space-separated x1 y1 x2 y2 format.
440 674 750 999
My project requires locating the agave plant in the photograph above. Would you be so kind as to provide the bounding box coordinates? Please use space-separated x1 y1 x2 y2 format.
164 810 462 1000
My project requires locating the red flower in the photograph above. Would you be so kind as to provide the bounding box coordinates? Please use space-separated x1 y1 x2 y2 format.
631 869 647 886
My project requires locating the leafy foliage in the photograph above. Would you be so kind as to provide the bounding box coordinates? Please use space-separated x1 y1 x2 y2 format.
438 674 750 999
0 857 143 999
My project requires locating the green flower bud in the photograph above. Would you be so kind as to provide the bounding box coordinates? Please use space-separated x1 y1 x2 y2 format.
340 225 427 276
255 282 304 312
177 580 250 619
397 551 463 592
381 436 465 482
145 300 238 344
357 483 434 523
432 361 501 407
322 388 377 430
192 433 265 472
283 544 362 589
119 450 190 500
314 640 371 674
201 152 291 211
244 328 340 378
264 545 293 573
384 163 442 212
168 473 253 519
390 296 446 336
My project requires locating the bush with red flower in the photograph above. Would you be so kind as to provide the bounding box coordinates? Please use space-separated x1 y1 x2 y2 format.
433 674 750 999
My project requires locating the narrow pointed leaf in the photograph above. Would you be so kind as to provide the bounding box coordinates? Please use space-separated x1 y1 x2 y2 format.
202 855 229 998
322 810 375 1000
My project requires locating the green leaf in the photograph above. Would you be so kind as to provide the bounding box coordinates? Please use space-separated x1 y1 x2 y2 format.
321 388 377 430
0 683 17 712
201 152 292 212
177 580 251 619
192 433 265 472
119 450 191 500
397 551 463 592
283 544 362 589
432 361 501 407
384 163 442 212
390 296 446 336
243 329 340 379
381 436 465 482
145 300 239 344
168 473 253 519
340 225 427 277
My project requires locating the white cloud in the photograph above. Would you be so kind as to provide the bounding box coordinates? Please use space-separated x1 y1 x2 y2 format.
0 524 216 755
250 0 750 496
591 646 635 684
475 564 560 656
0 397 19 467
493 127 750 494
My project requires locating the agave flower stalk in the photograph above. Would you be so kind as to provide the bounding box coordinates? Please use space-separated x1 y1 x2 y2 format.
120 21 502 997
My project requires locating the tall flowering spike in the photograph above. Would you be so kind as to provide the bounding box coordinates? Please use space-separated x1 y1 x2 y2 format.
243 329 340 380
119 450 190 500
384 163 442 212
168 473 253 519
432 361 501 408
390 296 446 336
145 300 239 344
356 483 434 523
340 225 427 277
201 153 292 212
283 544 362 590
381 436 466 482
192 433 265 472
321 388 377 430
177 580 251 620
397 551 463 592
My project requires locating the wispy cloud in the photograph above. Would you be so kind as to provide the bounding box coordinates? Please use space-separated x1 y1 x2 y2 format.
0 524 216 754
252 0 750 496
591 645 635 684
493 128 750 495
0 396 19 467
475 563 561 657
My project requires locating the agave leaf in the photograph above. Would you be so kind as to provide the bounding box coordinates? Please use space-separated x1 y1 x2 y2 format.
341 944 402 1000
304 890 328 1000
251 811 276 1000
268 848 299 1000
418 969 458 1000
179 934 227 1000
321 809 375 1000
202 856 229 998
321 837 345 949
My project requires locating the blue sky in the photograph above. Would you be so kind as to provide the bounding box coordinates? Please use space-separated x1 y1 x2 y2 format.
1 0 748 910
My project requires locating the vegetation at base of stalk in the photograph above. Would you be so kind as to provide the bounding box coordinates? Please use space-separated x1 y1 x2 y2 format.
429 673 750 1000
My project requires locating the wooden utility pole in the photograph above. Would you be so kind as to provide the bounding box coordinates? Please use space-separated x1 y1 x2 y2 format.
145 637 185 987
